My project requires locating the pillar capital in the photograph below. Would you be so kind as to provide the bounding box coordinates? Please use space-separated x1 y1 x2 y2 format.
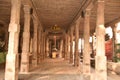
33 20 38 33
85 9 91 16
23 5 31 14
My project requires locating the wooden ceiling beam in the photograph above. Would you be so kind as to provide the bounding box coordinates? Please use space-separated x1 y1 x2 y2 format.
105 17 120 27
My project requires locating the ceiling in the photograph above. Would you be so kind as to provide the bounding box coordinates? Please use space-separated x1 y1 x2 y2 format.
0 0 11 25
0 0 120 37
31 0 84 31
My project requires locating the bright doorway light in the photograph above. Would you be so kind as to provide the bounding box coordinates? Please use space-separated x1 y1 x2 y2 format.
105 27 113 39
117 22 120 31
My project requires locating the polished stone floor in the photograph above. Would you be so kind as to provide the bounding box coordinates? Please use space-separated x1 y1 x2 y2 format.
0 58 120 80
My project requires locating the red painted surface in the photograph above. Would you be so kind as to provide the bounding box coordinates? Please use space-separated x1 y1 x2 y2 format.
105 39 113 60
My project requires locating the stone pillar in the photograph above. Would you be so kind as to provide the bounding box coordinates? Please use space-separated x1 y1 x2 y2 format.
83 9 91 75
70 27 74 63
46 38 49 57
41 33 45 60
59 39 63 58
63 38 65 58
111 25 117 60
65 34 69 60
67 34 70 60
95 0 107 80
40 32 43 61
4 24 9 51
30 38 33 55
20 5 31 73
29 38 33 69
54 36 56 48
37 27 41 63
74 21 80 67
32 18 38 67
41 33 43 60
43 33 46 59
5 0 21 80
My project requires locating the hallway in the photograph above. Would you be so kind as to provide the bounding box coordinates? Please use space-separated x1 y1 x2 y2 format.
16 58 120 80
19 58 82 80
1 58 120 80
1 0 120 80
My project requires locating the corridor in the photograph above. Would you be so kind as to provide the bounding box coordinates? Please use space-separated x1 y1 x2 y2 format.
1 58 120 80
1 0 120 80
19 58 82 80
18 58 120 80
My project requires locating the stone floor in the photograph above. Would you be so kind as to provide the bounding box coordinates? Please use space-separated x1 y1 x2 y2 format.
0 58 120 80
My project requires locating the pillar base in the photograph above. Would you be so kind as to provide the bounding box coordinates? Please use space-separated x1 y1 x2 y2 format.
69 59 73 64
83 62 90 75
69 54 73 63
20 53 29 73
95 56 107 80
5 53 19 80
82 74 91 80
74 59 79 67
32 58 38 68
59 53 62 58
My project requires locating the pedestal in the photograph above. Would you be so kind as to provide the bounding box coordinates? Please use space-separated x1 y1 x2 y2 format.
5 54 19 80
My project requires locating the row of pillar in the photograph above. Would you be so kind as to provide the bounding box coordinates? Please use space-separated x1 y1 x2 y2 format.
5 0 108 80
66 0 107 80
5 0 47 80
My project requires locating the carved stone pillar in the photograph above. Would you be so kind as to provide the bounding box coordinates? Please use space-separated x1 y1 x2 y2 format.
111 25 117 61
41 32 45 60
40 31 43 61
70 27 74 63
83 9 91 75
65 34 69 60
59 39 63 58
5 0 21 80
74 21 80 67
46 38 49 57
4 24 9 51
95 0 107 80
20 5 31 73
32 18 38 67
43 33 46 59
29 37 33 69
37 27 41 63
67 34 70 60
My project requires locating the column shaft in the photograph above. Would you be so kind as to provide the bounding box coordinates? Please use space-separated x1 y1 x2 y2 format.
39 29 42 61
59 40 63 58
65 34 69 60
112 25 117 60
70 27 74 63
43 34 46 59
95 0 107 80
5 0 21 80
20 5 31 73
32 19 38 67
83 9 91 75
41 33 45 60
37 27 41 63
74 22 79 67
46 38 49 57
